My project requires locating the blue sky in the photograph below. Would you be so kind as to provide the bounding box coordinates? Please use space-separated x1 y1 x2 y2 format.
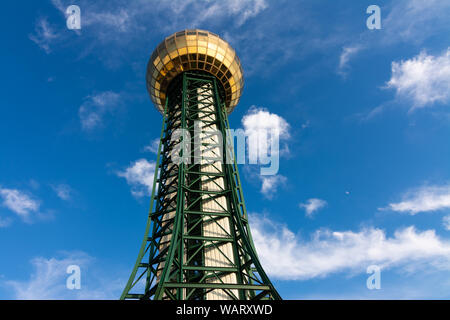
1 0 450 299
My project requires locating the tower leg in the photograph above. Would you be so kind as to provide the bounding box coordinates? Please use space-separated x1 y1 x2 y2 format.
121 72 281 300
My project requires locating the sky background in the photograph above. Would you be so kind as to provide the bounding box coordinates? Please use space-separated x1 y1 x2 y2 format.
1 0 450 299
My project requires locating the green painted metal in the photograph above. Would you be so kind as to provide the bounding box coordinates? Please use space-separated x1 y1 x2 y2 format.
120 98 168 300
121 72 281 300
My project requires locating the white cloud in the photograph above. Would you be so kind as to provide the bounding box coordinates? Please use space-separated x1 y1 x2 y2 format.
0 217 13 228
338 46 362 77
241 106 290 196
51 184 72 201
79 91 120 131
84 9 131 32
51 0 131 31
116 159 155 197
0 188 40 220
29 17 59 53
51 0 267 39
189 0 268 26
242 107 291 159
382 184 450 215
260 175 287 199
443 216 450 231
143 138 161 154
386 48 450 109
300 198 327 217
250 214 450 280
383 0 450 44
5 251 124 299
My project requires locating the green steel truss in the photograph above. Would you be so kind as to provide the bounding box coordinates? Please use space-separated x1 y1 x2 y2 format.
121 72 281 300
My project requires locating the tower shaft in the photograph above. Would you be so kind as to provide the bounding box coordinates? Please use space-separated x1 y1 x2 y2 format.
121 72 280 300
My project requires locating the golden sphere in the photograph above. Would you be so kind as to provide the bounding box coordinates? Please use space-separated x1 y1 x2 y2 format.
146 29 244 114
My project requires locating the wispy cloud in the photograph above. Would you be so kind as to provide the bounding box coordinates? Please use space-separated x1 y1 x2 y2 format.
29 17 59 53
51 184 73 201
79 91 121 131
116 159 155 198
386 48 450 110
4 251 124 299
0 187 40 221
0 217 13 228
381 184 450 215
443 216 450 231
143 138 161 154
51 0 267 38
382 0 450 45
339 1 450 80
251 214 450 280
338 46 362 77
187 0 268 27
300 198 327 218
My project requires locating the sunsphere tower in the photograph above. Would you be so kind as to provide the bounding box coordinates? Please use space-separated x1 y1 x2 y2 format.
121 29 281 300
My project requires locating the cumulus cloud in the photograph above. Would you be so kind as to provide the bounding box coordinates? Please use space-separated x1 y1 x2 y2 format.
79 91 121 131
260 175 287 199
4 251 124 299
382 184 450 215
0 188 40 220
242 106 291 159
250 214 450 280
241 106 290 195
300 198 327 218
386 48 450 109
116 159 155 197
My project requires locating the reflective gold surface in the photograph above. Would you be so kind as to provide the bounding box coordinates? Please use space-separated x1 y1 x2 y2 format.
146 29 244 114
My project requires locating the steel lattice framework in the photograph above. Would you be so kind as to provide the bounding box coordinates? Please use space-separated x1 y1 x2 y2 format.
121 72 281 300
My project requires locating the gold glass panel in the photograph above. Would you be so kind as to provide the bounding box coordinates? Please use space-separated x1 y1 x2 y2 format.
197 46 207 54
166 61 174 71
153 55 161 67
166 37 177 53
187 46 197 53
207 42 217 51
152 69 159 79
207 48 217 57
216 53 224 61
178 47 188 55
169 50 178 59
147 29 244 114
176 37 187 48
